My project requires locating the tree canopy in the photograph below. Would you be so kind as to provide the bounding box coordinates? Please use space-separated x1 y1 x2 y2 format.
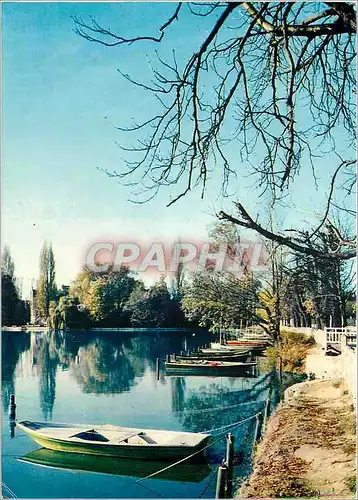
37 242 57 321
1 245 29 326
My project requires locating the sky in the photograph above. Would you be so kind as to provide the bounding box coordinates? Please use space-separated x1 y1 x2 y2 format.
2 2 355 298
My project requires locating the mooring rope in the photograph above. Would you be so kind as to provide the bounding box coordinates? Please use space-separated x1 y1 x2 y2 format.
199 411 262 435
2 482 17 499
135 433 225 484
136 411 261 484
134 477 166 498
173 398 265 415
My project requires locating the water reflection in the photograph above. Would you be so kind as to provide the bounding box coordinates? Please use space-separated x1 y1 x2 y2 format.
176 375 270 434
2 329 212 419
37 336 59 420
170 377 186 413
2 332 30 412
169 371 276 469
70 341 137 394
19 448 213 483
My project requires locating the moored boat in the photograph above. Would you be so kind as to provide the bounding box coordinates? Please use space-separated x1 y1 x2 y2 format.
165 360 257 376
19 448 212 482
226 340 267 347
16 421 210 460
207 343 251 352
203 342 266 356
176 350 251 362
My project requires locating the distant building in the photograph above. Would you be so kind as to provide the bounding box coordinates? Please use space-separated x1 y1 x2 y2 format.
30 288 38 324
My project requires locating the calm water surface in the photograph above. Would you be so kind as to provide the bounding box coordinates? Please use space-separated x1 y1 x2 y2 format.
2 330 274 498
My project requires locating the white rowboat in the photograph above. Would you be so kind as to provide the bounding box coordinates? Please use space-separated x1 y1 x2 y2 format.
16 421 210 461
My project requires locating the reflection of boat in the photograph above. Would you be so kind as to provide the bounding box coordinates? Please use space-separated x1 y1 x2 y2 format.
19 448 212 482
16 421 210 460
165 360 257 376
176 350 251 362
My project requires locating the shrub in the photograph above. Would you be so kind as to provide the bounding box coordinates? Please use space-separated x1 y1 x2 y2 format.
265 329 316 373
345 474 356 493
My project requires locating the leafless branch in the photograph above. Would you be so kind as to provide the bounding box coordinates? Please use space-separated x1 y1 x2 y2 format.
218 203 356 260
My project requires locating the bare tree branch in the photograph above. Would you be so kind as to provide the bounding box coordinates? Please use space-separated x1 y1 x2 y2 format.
74 2 356 260
218 203 356 261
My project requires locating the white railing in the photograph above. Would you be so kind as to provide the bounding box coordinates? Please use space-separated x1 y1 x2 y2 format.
287 326 356 409
324 327 356 354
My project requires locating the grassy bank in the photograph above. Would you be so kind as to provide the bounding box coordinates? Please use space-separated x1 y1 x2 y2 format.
265 328 316 373
239 379 356 498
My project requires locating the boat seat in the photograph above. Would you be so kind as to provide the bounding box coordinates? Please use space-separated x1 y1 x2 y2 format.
70 429 109 442
120 432 157 445
138 433 157 444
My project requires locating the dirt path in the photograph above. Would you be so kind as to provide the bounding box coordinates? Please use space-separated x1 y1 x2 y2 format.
239 379 356 498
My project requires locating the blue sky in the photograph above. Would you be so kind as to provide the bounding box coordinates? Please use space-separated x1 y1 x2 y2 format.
2 2 354 296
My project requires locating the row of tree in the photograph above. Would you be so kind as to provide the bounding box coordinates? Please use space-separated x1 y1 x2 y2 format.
49 268 187 330
2 223 355 334
1 246 29 326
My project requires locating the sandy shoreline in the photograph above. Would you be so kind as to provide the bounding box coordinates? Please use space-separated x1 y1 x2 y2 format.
238 378 356 498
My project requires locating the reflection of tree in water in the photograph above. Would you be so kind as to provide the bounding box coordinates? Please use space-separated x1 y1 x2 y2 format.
124 331 211 370
1 332 30 412
67 331 210 395
178 375 271 434
170 377 186 413
125 333 172 366
176 372 276 469
3 330 213 402
69 339 138 394
36 333 59 420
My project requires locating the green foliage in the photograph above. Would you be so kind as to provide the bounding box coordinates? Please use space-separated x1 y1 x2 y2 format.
345 300 356 318
265 329 316 373
37 242 57 321
69 268 92 304
345 475 356 494
125 276 179 327
37 274 48 320
1 274 19 325
49 296 90 330
181 270 262 331
68 269 189 328
70 267 136 327
1 245 15 278
14 299 30 325
1 246 28 325
257 289 280 339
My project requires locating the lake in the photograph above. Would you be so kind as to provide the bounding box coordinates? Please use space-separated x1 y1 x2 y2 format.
2 329 276 498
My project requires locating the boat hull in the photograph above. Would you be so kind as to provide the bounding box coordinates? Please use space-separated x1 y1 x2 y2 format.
227 340 267 347
16 422 210 461
165 361 257 376
176 352 250 362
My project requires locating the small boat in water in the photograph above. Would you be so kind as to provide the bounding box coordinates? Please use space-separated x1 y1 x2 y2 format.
203 342 266 356
16 421 210 460
227 340 268 347
176 350 251 362
165 360 257 376
19 448 212 482
207 343 251 352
